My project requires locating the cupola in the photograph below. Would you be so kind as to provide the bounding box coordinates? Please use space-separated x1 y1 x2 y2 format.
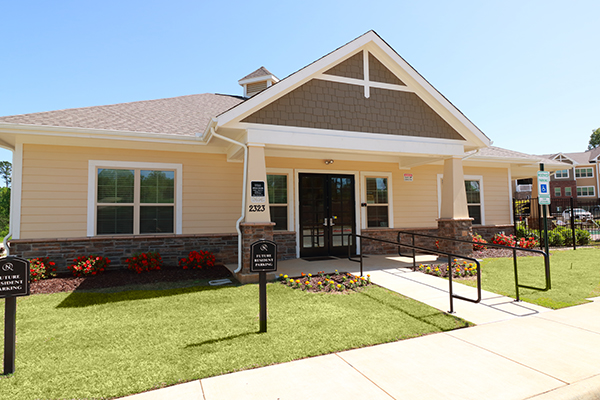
238 67 279 98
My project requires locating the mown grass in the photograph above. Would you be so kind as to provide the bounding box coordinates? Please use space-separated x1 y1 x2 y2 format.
456 248 600 309
0 282 470 399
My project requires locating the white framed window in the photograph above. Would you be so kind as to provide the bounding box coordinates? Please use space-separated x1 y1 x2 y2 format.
437 175 485 225
360 172 393 229
575 167 594 178
87 161 182 236
266 168 294 231
577 186 595 197
554 187 561 197
554 169 569 179
564 187 572 197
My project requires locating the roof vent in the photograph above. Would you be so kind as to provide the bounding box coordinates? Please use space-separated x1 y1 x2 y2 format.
238 67 279 98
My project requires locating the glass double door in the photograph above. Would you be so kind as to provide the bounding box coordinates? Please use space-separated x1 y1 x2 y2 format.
299 173 356 257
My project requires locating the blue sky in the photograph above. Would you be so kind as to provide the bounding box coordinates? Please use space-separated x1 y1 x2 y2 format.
1 0 598 163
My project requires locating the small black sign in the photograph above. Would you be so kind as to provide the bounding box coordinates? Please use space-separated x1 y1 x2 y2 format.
0 257 30 297
250 240 277 273
251 181 265 198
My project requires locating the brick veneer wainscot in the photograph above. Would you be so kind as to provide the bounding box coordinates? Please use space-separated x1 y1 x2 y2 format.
9 233 239 271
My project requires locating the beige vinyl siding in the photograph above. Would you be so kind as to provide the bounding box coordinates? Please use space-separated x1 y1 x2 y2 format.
464 166 510 225
394 165 439 228
20 144 242 239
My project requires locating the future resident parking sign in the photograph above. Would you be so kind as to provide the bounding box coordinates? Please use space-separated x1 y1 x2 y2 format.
0 257 30 297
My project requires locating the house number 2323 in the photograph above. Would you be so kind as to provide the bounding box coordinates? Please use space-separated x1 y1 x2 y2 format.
248 205 266 212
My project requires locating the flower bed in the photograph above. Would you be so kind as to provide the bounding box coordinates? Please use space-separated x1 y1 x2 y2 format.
278 270 371 293
417 259 478 279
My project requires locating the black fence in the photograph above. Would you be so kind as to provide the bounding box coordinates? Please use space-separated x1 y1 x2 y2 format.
513 197 600 249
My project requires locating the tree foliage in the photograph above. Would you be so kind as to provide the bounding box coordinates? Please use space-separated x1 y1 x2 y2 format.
0 161 11 188
588 127 600 150
0 187 10 238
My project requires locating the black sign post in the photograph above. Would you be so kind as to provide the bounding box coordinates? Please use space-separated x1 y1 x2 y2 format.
0 256 30 375
250 240 277 333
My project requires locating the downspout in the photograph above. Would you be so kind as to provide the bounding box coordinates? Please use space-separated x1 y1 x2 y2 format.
3 232 10 257
462 149 481 160
209 127 247 273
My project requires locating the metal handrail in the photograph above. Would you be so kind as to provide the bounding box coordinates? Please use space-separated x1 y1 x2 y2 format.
397 231 551 301
347 234 481 314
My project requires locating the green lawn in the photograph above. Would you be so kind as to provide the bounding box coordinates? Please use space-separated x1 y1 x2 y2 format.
457 248 600 309
0 281 470 399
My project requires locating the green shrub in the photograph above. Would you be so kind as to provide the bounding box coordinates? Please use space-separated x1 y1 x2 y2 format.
576 229 591 245
516 225 539 241
547 229 565 247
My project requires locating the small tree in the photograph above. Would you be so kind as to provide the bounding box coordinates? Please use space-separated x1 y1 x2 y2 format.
588 127 600 150
0 161 10 188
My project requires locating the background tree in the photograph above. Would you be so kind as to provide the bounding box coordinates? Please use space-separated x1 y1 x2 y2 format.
588 127 600 150
0 161 11 187
0 161 10 238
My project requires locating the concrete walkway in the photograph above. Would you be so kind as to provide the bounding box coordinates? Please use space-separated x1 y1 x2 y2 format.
121 256 600 400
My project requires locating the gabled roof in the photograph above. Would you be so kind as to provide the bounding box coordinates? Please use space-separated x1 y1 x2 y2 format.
217 30 491 150
0 94 244 136
239 67 276 82
542 149 600 165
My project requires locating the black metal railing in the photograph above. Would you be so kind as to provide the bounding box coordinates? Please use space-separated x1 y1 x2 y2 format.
397 231 551 302
347 234 482 314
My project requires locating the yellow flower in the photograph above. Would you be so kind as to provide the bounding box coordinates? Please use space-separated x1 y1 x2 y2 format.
304 281 309 285
284 275 288 279
279 274 283 277
360 276 365 280
426 266 431 270
318 282 322 285
337 284 341 288
435 267 439 271
296 279 300 283
308 273 312 277
335 270 338 272
367 274 370 277
469 263 473 267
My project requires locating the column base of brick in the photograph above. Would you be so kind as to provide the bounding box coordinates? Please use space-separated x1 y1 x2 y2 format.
436 218 473 256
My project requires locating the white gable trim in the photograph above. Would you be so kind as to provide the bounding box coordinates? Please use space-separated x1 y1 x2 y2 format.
217 31 491 149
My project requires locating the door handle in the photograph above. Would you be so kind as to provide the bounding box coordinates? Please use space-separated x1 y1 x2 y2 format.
329 217 336 226
323 218 328 226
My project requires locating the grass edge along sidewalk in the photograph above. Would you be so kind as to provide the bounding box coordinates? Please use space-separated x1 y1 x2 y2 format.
453 248 600 309
0 280 471 400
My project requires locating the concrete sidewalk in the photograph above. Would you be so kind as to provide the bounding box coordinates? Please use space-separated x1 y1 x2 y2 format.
121 257 600 400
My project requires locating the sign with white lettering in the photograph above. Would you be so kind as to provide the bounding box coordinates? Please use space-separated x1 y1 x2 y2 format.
250 240 277 272
250 181 266 203
537 171 551 205
0 257 30 297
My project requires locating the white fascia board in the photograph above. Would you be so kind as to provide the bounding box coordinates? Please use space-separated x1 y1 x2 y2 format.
218 31 489 151
217 35 372 126
246 126 465 157
0 122 208 146
238 75 279 85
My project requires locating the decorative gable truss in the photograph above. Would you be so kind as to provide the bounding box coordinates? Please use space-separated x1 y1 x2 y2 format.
241 50 464 141
214 31 491 164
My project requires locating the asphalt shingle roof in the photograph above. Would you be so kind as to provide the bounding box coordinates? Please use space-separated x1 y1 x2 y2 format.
239 67 276 81
541 148 600 165
0 94 244 136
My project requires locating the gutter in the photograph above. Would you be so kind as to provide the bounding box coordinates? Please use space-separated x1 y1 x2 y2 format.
207 125 247 273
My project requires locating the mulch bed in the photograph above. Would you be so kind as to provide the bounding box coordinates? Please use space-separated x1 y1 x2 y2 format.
30 264 234 295
473 247 544 258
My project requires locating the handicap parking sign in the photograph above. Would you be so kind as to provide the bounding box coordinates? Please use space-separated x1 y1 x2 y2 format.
540 184 547 193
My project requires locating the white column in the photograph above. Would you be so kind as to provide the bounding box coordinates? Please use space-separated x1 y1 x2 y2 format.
440 156 469 219
245 143 271 223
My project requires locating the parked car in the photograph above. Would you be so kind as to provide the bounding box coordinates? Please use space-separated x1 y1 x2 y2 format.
562 208 593 221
